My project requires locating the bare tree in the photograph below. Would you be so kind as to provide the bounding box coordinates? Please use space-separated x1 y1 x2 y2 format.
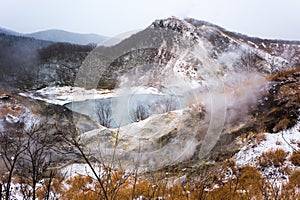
151 96 178 114
58 123 110 200
16 123 56 200
97 102 112 128
238 50 258 72
130 104 149 122
58 122 140 200
0 130 27 200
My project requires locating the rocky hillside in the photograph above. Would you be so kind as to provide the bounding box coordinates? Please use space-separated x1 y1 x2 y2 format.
70 17 300 171
0 89 99 133
76 17 300 91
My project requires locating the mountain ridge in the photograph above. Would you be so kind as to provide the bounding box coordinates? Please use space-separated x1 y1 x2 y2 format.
0 27 23 36
0 26 107 45
26 29 107 45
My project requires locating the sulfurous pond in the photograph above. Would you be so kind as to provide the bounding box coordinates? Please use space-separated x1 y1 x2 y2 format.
65 93 183 128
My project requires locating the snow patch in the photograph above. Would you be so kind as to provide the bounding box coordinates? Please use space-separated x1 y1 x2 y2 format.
233 118 300 187
247 41 258 48
234 120 300 166
20 86 165 106
61 163 103 179
20 86 114 105
21 107 39 131
5 113 19 123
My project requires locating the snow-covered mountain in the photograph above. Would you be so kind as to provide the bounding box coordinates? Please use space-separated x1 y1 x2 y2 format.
0 17 299 199
76 17 300 90
54 17 300 170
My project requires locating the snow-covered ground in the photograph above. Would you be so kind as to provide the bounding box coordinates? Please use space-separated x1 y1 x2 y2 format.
19 86 165 106
61 163 103 178
234 120 300 166
234 117 300 185
0 95 39 131
19 86 114 105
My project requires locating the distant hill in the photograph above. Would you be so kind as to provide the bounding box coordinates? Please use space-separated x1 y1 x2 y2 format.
0 27 23 36
0 32 95 90
26 29 107 45
0 33 53 88
0 27 107 45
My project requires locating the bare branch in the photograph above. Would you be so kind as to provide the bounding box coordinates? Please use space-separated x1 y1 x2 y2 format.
97 102 112 128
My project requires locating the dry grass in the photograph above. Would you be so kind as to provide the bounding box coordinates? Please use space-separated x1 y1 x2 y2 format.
274 118 292 132
259 148 287 167
289 170 300 187
289 152 300 166
8 158 300 200
267 68 300 81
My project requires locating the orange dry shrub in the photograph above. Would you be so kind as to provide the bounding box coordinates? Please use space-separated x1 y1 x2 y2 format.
268 68 300 81
58 170 153 200
0 103 22 116
209 165 264 200
102 170 133 200
280 170 300 199
19 163 300 199
239 166 262 184
259 148 287 167
289 151 300 166
55 171 206 200
36 177 65 199
289 170 300 187
120 180 152 199
61 175 99 200
165 182 198 200
280 185 300 200
207 184 241 200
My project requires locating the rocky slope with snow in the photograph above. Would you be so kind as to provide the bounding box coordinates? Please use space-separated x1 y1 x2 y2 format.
1 89 99 131
85 18 298 85
0 18 299 197
65 17 300 171
1 17 300 91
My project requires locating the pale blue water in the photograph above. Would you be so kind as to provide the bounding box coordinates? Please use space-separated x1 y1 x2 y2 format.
65 94 182 128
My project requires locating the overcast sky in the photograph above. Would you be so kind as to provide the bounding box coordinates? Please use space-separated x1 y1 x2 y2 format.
1 0 300 40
